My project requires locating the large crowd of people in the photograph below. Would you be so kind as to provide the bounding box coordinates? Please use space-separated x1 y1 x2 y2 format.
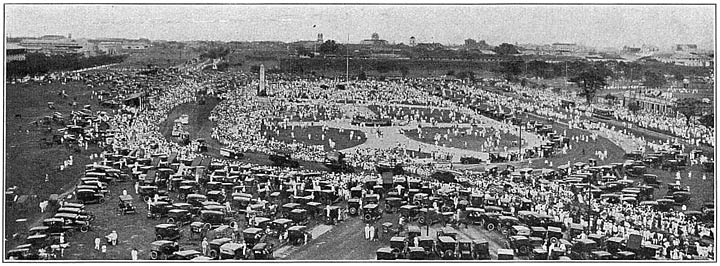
9 62 714 261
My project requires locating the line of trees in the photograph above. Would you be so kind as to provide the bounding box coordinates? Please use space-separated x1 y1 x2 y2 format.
6 53 127 78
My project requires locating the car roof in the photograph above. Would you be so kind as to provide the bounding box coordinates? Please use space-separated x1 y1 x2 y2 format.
151 240 175 246
155 223 177 229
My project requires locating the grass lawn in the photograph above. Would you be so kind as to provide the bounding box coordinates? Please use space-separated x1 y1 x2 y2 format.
367 105 472 123
261 125 367 152
5 81 114 252
403 127 525 152
518 119 713 211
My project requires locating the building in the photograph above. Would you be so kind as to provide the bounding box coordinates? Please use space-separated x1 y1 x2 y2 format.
121 42 149 50
675 44 698 52
360 33 389 46
17 34 99 55
551 43 580 54
653 52 713 67
6 43 27 62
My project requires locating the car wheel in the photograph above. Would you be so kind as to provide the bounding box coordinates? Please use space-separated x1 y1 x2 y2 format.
156 234 163 241
487 223 495 231
349 207 357 215
519 245 528 255
65 230 73 237
417 216 426 225
203 223 211 230
167 218 175 224
444 250 454 259
98 198 105 204
550 236 558 244
364 214 372 221
80 225 89 232
209 250 218 259
150 251 159 260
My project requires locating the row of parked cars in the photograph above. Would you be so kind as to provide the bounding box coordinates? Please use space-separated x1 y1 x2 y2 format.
8 202 95 260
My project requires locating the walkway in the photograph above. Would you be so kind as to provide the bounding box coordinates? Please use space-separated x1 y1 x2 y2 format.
283 103 545 163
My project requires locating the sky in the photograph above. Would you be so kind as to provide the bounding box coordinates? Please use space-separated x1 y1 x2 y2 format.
5 4 716 50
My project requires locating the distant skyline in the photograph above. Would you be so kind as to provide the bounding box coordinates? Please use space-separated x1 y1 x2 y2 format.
5 4 715 50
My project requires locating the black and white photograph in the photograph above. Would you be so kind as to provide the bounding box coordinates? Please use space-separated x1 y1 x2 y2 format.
2 3 717 262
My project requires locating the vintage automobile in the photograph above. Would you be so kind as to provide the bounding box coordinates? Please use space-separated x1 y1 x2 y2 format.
207 237 232 259
478 212 501 231
416 208 442 225
389 236 408 258
219 242 245 260
199 210 234 230
547 226 563 244
155 223 181 241
249 242 274 260
347 198 361 216
269 218 294 237
417 236 436 257
436 236 458 260
407 246 427 260
385 197 402 213
57 207 95 221
376 247 397 260
147 201 172 219
472 239 490 260
115 195 137 215
167 250 203 260
52 213 92 233
242 227 266 247
149 240 179 260
288 225 312 245
289 208 309 225
457 238 473 260
570 239 598 260
590 250 613 260
497 248 515 260
76 189 105 204
166 209 193 226
363 204 382 222
506 235 532 256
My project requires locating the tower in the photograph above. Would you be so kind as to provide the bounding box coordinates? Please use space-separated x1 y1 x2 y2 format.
317 33 324 43
409 36 416 47
259 64 265 95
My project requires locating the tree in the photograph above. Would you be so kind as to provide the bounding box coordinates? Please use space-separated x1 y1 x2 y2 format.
493 43 520 55
358 71 367 80
627 101 641 113
675 98 708 127
500 61 523 82
643 71 665 89
699 113 714 130
319 40 339 55
569 66 610 104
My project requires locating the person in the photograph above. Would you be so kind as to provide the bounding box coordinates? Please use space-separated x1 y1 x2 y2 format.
101 245 107 258
201 237 209 255
106 231 118 246
364 224 370 240
94 237 101 250
370 224 376 241
39 200 48 213
134 181 140 194
122 189 128 196
131 248 138 260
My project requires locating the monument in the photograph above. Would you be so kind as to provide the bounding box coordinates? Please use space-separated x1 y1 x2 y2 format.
258 64 266 96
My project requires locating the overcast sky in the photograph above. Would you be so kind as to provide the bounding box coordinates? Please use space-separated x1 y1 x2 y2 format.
5 4 715 49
